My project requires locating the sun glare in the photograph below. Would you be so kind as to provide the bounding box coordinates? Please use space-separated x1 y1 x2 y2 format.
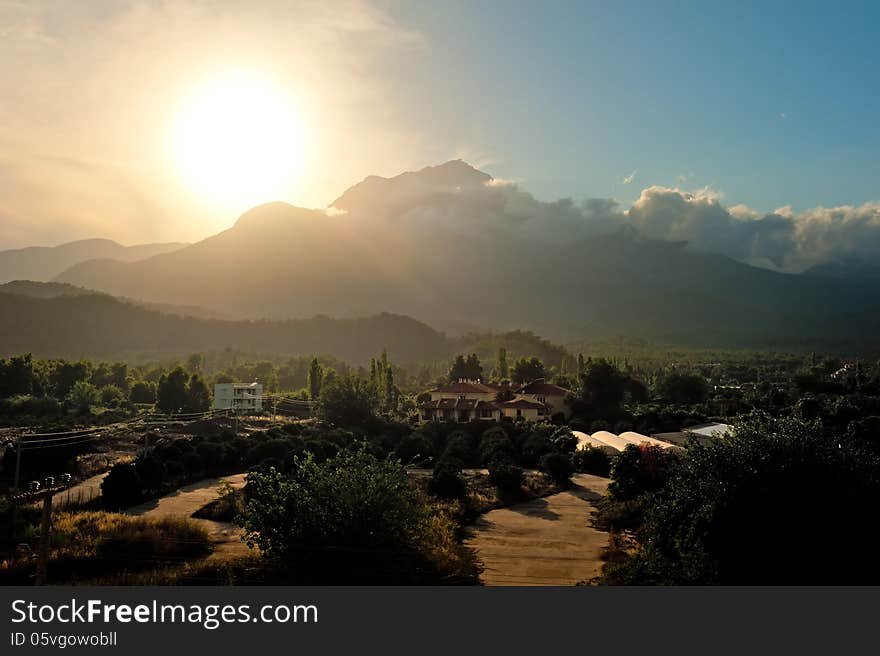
170 71 307 209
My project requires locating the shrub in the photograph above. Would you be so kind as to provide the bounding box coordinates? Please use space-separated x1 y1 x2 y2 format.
67 380 99 414
549 427 577 453
101 463 142 509
239 448 447 583
429 461 468 500
605 415 880 584
608 444 679 501
442 431 476 467
488 459 523 494
520 432 551 468
180 452 205 480
573 446 612 477
478 427 514 465
99 385 128 408
129 381 157 404
394 434 434 466
539 452 574 485
196 441 226 474
135 456 166 494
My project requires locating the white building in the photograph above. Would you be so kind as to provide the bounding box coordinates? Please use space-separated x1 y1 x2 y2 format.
213 382 263 413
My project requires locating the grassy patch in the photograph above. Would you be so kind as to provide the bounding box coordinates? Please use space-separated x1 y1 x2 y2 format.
0 511 211 584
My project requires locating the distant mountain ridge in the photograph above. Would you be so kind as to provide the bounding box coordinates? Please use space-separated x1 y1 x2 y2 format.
0 238 187 283
0 280 229 320
48 161 880 349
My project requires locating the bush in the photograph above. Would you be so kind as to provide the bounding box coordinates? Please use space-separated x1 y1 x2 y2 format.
539 452 574 485
99 385 128 408
135 456 166 494
442 431 476 467
429 461 467 500
608 444 679 501
67 380 99 414
520 432 551 468
573 447 612 476
549 427 577 453
101 463 142 509
239 448 455 583
478 427 514 465
394 434 434 466
129 381 157 404
605 415 880 584
196 441 226 475
180 452 205 480
488 459 523 494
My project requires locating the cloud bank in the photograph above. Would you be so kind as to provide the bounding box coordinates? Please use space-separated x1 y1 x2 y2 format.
626 186 880 272
335 161 880 275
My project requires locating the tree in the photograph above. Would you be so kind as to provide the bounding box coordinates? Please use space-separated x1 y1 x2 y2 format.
239 449 429 569
496 347 509 380
90 361 129 391
570 358 635 421
130 381 157 404
101 462 142 509
156 367 189 413
539 452 574 485
99 384 128 408
488 459 523 494
448 353 483 382
429 461 467 500
315 374 378 427
0 354 35 397
655 370 709 404
385 367 398 413
67 380 99 414
511 357 546 384
186 374 211 412
308 358 323 400
605 415 880 585
186 353 204 374
49 361 91 399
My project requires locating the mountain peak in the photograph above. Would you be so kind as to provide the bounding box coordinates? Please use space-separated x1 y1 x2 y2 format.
232 201 319 229
330 160 492 212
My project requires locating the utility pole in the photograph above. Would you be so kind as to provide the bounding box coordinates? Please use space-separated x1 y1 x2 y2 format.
13 434 22 492
35 488 52 586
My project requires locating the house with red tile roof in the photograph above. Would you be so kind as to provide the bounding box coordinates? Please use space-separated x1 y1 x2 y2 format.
418 378 570 424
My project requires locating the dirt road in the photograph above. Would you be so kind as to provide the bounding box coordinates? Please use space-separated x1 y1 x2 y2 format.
465 473 610 586
125 473 250 559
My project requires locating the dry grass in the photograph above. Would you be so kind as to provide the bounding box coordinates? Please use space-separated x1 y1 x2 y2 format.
0 511 211 584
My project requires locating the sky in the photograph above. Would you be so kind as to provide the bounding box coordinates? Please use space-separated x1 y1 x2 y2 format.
0 0 878 259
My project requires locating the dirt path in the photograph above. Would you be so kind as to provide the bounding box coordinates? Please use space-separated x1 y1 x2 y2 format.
125 473 250 560
465 473 610 586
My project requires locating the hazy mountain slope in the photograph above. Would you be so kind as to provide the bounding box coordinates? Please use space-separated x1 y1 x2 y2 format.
54 161 880 348
0 280 230 320
0 292 449 364
0 238 187 283
804 257 880 282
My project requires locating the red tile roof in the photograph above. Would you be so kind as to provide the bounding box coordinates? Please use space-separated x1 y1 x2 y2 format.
517 379 570 396
428 381 499 395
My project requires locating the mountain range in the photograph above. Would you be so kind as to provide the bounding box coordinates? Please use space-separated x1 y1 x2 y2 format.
0 238 186 284
3 160 878 352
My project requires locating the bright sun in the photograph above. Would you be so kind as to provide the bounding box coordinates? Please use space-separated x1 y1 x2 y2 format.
171 71 307 208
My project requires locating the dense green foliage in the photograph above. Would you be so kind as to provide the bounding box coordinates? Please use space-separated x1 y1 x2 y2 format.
600 415 880 584
238 449 476 583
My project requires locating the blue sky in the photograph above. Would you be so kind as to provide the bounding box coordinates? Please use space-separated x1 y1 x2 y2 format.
392 0 879 212
0 0 877 250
